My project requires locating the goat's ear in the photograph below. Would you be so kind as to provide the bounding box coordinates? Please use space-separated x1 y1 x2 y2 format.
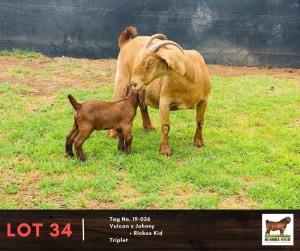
124 85 131 96
156 48 186 76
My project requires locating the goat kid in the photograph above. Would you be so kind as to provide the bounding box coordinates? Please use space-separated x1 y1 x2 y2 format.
265 217 291 235
65 87 139 161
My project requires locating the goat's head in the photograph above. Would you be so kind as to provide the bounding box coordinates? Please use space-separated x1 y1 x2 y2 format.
132 35 186 91
282 217 291 224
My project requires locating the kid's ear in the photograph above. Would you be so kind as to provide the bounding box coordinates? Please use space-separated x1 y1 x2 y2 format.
156 47 186 76
124 84 131 96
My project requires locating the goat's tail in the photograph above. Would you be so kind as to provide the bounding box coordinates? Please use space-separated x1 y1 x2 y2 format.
68 94 81 110
118 26 138 48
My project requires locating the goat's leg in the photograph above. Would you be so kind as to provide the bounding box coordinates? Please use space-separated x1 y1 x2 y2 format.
65 121 79 157
159 103 171 156
123 128 133 154
194 99 208 148
140 105 155 131
137 86 155 131
74 129 92 161
116 129 125 152
108 129 117 138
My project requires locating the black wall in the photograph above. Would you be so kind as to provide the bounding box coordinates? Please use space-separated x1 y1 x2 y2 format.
0 0 299 67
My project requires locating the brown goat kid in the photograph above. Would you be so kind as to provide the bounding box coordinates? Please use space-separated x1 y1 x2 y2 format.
65 87 139 161
113 26 211 156
265 217 291 235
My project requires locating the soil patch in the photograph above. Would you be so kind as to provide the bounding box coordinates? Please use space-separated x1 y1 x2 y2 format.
1 56 299 98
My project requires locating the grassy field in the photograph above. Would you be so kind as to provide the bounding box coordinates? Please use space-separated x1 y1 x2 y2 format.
0 50 299 209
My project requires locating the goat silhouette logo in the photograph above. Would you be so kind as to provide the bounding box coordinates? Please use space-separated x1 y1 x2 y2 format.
262 214 294 246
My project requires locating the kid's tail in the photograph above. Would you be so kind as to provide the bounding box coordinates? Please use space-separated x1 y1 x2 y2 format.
68 94 81 110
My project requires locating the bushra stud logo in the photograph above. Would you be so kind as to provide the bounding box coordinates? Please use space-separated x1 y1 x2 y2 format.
262 214 294 246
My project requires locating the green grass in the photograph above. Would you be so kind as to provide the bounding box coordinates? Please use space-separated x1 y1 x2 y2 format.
0 72 299 209
12 66 37 76
265 234 291 237
0 49 42 59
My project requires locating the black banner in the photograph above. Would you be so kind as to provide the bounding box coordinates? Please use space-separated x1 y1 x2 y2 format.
0 210 298 250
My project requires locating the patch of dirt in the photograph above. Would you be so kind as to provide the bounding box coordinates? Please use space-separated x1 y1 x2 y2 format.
157 184 217 209
0 56 116 98
83 200 119 209
114 169 143 206
0 167 42 208
208 64 300 79
218 195 257 209
0 167 120 209
1 56 299 101
68 189 119 210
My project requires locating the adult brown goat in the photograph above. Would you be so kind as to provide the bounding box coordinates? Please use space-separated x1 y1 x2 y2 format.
265 217 291 235
113 26 211 156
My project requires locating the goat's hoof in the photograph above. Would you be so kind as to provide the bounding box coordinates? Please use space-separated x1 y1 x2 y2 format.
159 146 172 156
159 150 172 156
79 156 87 162
194 139 204 148
143 125 155 132
118 146 125 152
64 152 74 158
195 143 204 148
